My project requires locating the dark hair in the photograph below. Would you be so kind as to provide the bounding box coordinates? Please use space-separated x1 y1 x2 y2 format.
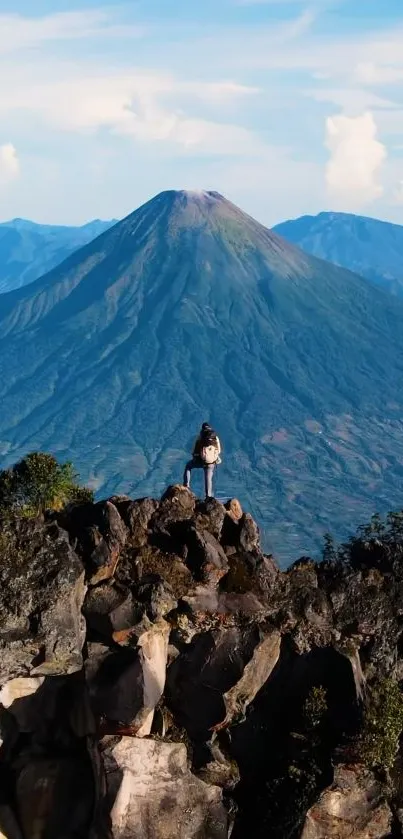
202 422 212 431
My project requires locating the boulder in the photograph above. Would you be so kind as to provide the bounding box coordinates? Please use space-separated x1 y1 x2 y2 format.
115 497 159 548
86 618 169 735
135 545 193 599
89 502 128 584
300 766 393 839
0 519 86 681
106 738 229 839
61 499 127 584
186 528 229 586
83 584 142 639
183 585 268 620
154 485 196 529
136 575 177 620
149 486 197 554
194 498 227 540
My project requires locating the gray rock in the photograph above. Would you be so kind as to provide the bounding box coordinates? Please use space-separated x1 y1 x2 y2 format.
238 513 260 554
186 527 229 586
0 520 86 681
116 497 159 548
83 584 142 639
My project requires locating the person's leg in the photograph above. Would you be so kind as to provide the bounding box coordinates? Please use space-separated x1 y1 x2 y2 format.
183 458 197 488
204 464 215 498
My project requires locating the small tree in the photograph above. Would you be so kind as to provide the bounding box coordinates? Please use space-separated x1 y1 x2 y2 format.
322 533 337 563
0 452 93 516
356 679 403 773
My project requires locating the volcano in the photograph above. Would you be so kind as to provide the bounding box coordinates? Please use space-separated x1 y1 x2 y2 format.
1 189 403 564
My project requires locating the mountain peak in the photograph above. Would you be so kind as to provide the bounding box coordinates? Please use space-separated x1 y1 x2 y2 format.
159 188 225 202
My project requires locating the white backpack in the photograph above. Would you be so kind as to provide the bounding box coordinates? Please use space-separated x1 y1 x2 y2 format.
201 443 218 465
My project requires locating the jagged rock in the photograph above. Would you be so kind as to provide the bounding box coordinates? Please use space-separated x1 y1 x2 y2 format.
337 647 366 702
83 583 140 637
114 497 159 548
154 485 196 528
166 625 278 738
1 673 95 738
89 502 128 584
106 738 229 839
225 499 243 522
186 527 229 585
183 585 268 620
194 498 227 540
238 513 260 554
137 575 177 620
61 499 127 583
135 545 193 599
221 551 277 601
86 618 169 734
216 630 281 730
300 766 393 839
0 518 86 681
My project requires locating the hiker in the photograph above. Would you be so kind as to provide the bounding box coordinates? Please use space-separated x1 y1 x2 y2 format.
183 423 222 499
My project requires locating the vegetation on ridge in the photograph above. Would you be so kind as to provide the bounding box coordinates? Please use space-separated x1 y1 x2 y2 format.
0 451 93 517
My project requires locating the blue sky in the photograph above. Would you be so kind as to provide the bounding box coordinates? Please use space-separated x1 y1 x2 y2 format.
0 0 402 226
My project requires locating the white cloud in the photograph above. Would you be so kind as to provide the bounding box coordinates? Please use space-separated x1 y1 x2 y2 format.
325 112 386 208
0 67 261 156
0 5 402 224
307 86 397 112
0 143 19 181
0 11 144 53
354 62 403 86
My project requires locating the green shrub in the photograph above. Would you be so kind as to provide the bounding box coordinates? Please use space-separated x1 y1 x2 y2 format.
303 686 328 732
357 678 403 772
0 452 93 517
331 509 403 569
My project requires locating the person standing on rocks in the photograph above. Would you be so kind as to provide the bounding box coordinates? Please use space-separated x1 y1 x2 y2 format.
183 423 222 500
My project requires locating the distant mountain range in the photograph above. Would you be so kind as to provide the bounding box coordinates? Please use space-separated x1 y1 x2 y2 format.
273 211 403 297
1 190 403 565
0 217 116 293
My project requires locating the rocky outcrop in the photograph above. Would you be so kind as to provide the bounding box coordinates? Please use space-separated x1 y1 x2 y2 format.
107 738 229 839
0 517 86 682
2 486 403 838
301 766 393 839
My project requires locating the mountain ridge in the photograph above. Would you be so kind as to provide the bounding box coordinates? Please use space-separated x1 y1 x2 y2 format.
0 216 116 294
273 210 403 297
